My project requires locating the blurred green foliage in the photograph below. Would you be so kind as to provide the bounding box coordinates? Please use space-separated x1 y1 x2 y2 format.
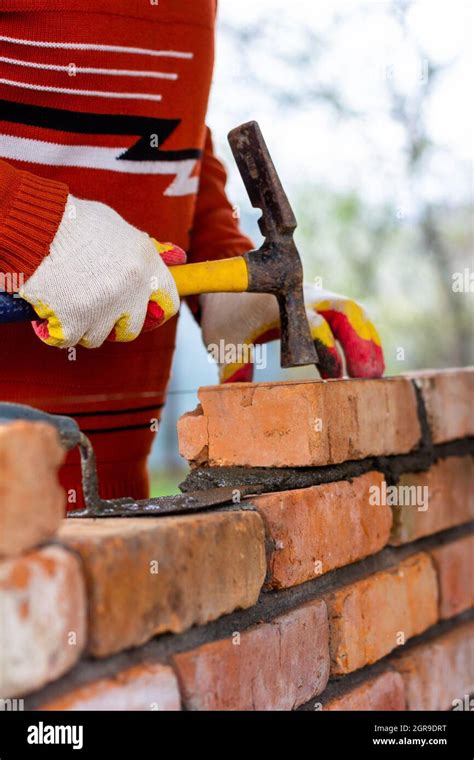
295 186 473 375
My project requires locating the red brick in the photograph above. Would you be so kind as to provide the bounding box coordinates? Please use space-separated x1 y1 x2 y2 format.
430 535 474 619
58 512 266 657
171 600 329 710
0 421 65 557
254 472 392 589
322 670 406 711
326 553 438 675
390 457 474 544
178 377 421 468
409 368 474 443
176 406 208 466
0 546 86 697
41 663 181 711
391 621 474 710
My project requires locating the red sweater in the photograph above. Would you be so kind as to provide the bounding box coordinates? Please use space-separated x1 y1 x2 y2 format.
0 1 252 507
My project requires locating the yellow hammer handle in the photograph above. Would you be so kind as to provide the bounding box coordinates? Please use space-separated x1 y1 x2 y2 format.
168 257 249 297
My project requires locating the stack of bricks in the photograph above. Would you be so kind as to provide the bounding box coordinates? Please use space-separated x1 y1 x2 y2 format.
0 368 472 711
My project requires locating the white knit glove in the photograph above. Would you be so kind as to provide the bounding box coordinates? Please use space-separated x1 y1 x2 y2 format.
201 286 384 381
19 195 185 348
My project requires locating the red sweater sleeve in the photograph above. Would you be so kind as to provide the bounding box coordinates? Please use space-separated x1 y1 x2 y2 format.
0 160 69 284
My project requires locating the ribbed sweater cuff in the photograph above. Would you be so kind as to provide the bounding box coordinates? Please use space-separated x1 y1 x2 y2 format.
0 164 68 284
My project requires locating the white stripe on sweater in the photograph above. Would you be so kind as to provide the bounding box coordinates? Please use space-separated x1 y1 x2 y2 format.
0 35 193 59
0 134 199 196
0 56 178 80
0 77 162 101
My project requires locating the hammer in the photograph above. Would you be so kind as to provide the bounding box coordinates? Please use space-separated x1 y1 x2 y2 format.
0 121 318 369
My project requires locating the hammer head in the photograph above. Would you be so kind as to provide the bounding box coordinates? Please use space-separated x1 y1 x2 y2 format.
228 121 318 369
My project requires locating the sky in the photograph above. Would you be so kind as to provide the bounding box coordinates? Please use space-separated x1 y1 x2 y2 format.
208 0 473 210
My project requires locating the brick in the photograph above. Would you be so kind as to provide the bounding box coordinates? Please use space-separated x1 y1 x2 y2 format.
40 663 181 711
176 406 208 466
0 546 86 698
391 621 474 710
0 421 65 558
410 368 474 443
171 600 329 710
390 457 474 544
254 472 392 589
178 377 421 468
326 553 438 675
430 535 474 619
322 670 406 711
58 512 266 657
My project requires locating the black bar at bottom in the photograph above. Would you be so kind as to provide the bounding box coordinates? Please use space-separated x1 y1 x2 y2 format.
0 708 471 757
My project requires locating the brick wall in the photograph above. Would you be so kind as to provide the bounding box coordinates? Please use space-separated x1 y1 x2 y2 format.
0 368 472 711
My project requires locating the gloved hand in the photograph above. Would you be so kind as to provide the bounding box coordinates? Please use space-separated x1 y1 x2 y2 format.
201 284 384 381
19 195 185 348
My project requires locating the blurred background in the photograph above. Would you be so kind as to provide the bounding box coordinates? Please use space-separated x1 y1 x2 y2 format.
151 0 473 494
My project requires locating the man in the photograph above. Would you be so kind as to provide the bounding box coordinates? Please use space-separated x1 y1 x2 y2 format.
0 1 383 508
